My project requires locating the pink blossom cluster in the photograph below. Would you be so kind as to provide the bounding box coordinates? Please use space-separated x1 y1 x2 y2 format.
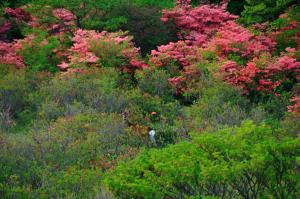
0 41 25 68
52 8 75 23
1 8 33 40
208 22 276 58
150 41 198 67
288 96 300 114
149 41 202 93
4 8 32 22
161 2 237 46
0 21 11 34
221 52 300 95
158 1 281 95
59 29 147 73
49 8 76 34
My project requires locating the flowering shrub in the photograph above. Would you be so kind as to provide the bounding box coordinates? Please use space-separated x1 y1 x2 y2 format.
208 21 276 59
61 29 147 74
221 51 300 95
11 29 65 72
52 8 75 23
288 96 300 114
0 20 11 34
50 8 76 34
149 41 202 93
0 7 33 41
161 0 237 46
0 41 25 68
156 0 276 96
4 8 32 22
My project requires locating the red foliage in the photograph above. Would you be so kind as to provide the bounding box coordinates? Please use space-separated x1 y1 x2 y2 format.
0 41 25 68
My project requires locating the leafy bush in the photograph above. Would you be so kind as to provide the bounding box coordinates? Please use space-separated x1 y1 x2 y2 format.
35 68 127 121
0 112 141 198
0 68 32 130
0 1 299 198
136 68 176 101
179 81 266 132
104 121 300 198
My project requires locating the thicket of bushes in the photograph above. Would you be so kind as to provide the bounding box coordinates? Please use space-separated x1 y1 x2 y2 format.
0 0 299 198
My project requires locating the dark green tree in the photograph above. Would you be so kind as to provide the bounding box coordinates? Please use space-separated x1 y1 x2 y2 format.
239 0 297 25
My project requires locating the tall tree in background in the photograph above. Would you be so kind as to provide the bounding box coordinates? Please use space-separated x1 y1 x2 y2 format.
240 0 297 25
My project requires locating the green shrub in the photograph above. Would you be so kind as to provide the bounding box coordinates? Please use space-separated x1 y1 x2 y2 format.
136 68 176 102
0 112 141 198
104 121 300 198
35 68 128 122
179 81 265 132
0 68 33 131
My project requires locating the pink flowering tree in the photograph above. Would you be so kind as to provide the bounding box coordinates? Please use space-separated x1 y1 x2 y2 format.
0 41 25 68
288 96 300 114
207 21 276 60
149 41 202 94
221 50 300 96
50 8 76 34
151 0 243 95
161 0 237 46
59 29 147 75
0 7 33 41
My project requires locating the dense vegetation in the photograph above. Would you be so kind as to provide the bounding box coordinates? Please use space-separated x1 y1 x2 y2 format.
0 0 299 198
